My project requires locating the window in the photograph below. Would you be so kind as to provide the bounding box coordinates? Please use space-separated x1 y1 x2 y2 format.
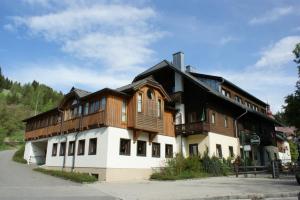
165 144 173 158
120 139 131 155
221 88 231 98
59 142 66 156
189 144 198 156
235 96 242 104
89 101 97 113
84 102 89 115
68 141 75 156
211 113 216 124
229 146 234 157
147 89 154 99
221 89 226 96
121 99 127 122
224 115 228 128
137 93 142 112
137 140 146 156
157 99 162 118
78 105 82 116
188 112 197 123
94 100 100 111
52 143 58 156
100 97 106 110
77 139 85 155
88 138 97 155
152 142 160 157
216 144 222 158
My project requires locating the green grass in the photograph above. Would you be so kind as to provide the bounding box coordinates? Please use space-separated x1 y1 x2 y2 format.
151 171 208 180
12 145 27 164
33 168 98 183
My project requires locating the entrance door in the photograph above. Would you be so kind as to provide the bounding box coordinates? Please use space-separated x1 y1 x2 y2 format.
189 144 198 156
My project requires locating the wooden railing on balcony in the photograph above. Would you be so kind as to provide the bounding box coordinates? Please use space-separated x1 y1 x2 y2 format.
25 111 105 141
81 111 105 129
175 122 210 136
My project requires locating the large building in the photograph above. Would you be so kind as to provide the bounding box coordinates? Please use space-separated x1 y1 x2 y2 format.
23 52 280 181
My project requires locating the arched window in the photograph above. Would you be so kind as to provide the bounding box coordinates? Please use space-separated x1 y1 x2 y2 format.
147 89 154 100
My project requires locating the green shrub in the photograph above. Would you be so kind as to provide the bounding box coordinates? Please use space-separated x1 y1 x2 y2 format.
33 168 98 183
12 145 27 164
151 152 233 180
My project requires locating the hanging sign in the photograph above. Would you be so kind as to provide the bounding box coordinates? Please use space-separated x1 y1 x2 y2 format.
250 134 260 145
243 145 251 151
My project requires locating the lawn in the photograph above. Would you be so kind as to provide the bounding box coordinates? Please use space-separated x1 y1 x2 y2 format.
33 168 98 183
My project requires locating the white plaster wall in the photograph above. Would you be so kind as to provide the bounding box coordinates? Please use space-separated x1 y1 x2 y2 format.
278 141 291 163
176 135 188 157
207 132 239 158
24 141 33 161
45 127 109 168
24 139 48 164
186 134 209 156
105 127 177 169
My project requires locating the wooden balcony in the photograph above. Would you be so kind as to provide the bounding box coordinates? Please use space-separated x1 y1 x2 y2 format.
25 124 60 141
175 122 210 136
25 111 105 141
81 111 105 129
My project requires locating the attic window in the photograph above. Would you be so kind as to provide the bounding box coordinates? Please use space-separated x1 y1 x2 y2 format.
147 89 154 99
72 100 78 105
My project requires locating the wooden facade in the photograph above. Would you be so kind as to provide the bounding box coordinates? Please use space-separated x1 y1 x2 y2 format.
24 84 175 141
221 84 266 114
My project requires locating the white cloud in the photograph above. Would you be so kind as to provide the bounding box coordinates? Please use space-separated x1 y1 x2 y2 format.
249 6 294 25
219 36 239 45
7 63 133 93
203 35 299 113
254 36 300 69
7 2 164 72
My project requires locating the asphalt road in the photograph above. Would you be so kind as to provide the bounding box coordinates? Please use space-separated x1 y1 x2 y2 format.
0 150 117 200
1 150 299 200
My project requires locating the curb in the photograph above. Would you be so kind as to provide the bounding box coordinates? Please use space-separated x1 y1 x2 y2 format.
185 191 299 200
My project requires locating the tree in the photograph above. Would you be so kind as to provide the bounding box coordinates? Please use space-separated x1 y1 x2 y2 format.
283 43 300 130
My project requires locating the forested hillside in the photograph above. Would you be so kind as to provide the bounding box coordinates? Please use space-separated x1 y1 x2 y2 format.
0 67 63 150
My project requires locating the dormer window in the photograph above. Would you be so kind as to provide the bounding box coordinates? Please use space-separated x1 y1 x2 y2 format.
72 99 78 106
147 89 154 99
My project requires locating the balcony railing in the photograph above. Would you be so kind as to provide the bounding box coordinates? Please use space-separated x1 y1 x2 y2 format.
175 121 210 136
25 111 105 140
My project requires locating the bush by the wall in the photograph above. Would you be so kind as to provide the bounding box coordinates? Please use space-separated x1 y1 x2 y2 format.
33 168 98 183
151 153 233 180
12 145 27 164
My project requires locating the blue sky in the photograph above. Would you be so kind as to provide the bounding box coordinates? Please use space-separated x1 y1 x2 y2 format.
0 0 299 112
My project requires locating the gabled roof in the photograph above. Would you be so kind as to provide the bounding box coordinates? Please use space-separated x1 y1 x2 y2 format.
189 72 268 106
133 60 279 124
117 76 171 101
22 107 59 122
69 87 91 98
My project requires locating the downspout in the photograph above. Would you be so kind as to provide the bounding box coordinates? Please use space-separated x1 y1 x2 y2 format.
57 107 65 170
234 109 248 138
71 98 82 172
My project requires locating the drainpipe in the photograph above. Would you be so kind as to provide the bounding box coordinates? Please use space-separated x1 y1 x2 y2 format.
235 109 248 138
71 98 82 172
57 107 66 170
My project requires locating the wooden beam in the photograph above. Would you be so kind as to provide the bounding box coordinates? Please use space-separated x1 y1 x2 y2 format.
133 130 141 143
148 133 157 144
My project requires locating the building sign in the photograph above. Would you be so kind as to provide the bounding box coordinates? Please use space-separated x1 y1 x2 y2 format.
250 134 260 145
244 145 251 151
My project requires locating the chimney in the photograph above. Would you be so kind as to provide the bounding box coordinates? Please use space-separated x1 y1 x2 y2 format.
185 65 191 72
173 52 185 71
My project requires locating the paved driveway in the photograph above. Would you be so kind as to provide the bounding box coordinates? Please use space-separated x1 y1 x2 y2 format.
1 150 299 200
0 150 117 200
